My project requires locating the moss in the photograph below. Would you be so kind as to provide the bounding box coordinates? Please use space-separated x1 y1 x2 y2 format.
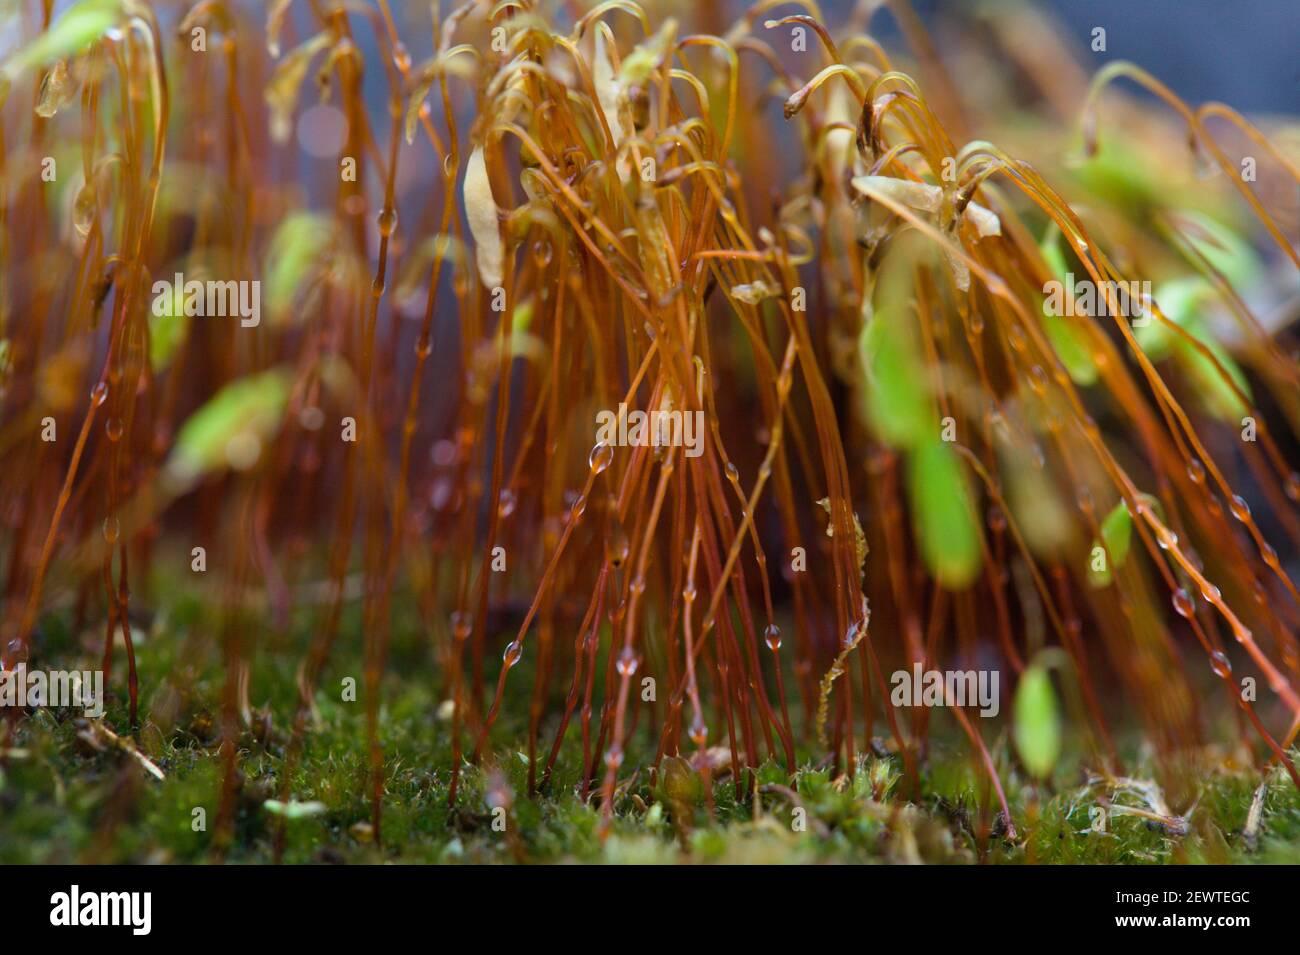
5 602 1298 864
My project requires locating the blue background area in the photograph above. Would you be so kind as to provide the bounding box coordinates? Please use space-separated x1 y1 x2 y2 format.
904 0 1299 115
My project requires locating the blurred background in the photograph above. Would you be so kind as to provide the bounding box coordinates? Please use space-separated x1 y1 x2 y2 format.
900 0 1299 116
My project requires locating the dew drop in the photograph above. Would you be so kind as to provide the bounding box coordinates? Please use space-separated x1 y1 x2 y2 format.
376 208 398 237
688 717 708 747
615 648 638 676
105 417 124 442
1285 472 1300 502
502 639 523 668
1171 588 1195 619
392 41 412 72
1209 651 1232 678
102 516 120 544
450 610 473 641
1228 494 1251 523
1186 459 1204 485
73 184 97 237
604 744 624 770
589 441 614 475
764 623 782 652
91 382 109 406
497 489 517 519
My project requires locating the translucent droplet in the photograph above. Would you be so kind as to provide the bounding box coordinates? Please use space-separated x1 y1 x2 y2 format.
91 382 109 406
392 42 412 72
497 489 516 519
604 744 624 770
615 648 638 676
1228 494 1251 523
450 610 473 641
764 624 782 652
1172 588 1195 619
589 442 613 475
1209 651 1232 678
102 516 120 544
73 184 97 237
502 639 523 668
725 462 739 484
688 717 708 747
1201 583 1221 603
1186 459 1205 485
105 417 124 442
1285 472 1300 503
376 208 398 237
35 59 74 118
605 520 629 567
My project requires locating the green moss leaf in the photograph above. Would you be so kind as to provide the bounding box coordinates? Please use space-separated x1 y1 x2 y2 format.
908 439 981 589
1088 500 1131 588
2 0 122 80
1100 499 1132 564
859 311 932 448
1013 663 1061 781
264 212 336 323
164 368 292 490
263 799 326 820
148 284 189 372
1138 277 1252 421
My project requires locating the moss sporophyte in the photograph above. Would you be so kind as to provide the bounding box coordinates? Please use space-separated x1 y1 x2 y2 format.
0 0 1298 863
